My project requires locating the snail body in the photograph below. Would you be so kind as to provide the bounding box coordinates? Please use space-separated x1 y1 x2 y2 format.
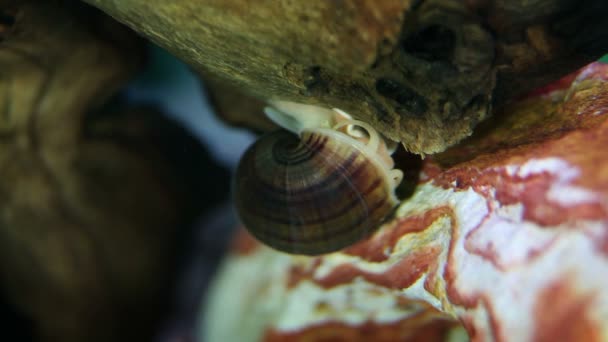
234 103 402 255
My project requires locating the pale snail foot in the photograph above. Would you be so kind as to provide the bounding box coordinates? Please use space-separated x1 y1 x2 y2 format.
266 102 400 176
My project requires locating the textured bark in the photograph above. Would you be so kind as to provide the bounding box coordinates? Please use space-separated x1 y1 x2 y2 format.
83 0 608 154
204 75 275 132
0 1 225 340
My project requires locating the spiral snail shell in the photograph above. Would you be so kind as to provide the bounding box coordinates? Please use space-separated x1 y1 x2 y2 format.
234 102 402 255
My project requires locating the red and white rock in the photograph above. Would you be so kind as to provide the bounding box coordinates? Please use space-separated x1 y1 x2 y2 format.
202 62 608 342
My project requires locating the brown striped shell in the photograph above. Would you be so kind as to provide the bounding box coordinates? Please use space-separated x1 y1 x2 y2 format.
234 106 402 255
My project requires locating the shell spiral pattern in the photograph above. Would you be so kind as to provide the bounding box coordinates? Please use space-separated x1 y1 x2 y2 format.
235 125 400 255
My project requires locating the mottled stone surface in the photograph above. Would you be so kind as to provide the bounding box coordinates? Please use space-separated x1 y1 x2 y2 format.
203 63 608 341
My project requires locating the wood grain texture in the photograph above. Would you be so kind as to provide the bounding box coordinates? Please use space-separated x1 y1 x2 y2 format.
83 0 608 154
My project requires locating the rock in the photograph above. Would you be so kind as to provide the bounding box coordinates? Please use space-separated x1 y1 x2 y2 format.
202 62 608 342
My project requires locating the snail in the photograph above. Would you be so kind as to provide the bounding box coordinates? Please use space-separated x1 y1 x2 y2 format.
234 101 403 255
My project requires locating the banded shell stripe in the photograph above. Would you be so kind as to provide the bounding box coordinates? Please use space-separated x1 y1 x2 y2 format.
251 151 361 196
242 176 384 226
273 133 319 162
251 197 391 245
243 154 379 215
270 134 328 165
234 123 402 255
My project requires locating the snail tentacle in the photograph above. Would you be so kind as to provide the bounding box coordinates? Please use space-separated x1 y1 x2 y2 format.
333 120 381 156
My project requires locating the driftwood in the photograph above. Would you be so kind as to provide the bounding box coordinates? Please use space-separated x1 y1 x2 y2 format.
83 0 608 153
0 1 226 340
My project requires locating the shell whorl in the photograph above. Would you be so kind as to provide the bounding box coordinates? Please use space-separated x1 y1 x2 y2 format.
234 117 401 255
